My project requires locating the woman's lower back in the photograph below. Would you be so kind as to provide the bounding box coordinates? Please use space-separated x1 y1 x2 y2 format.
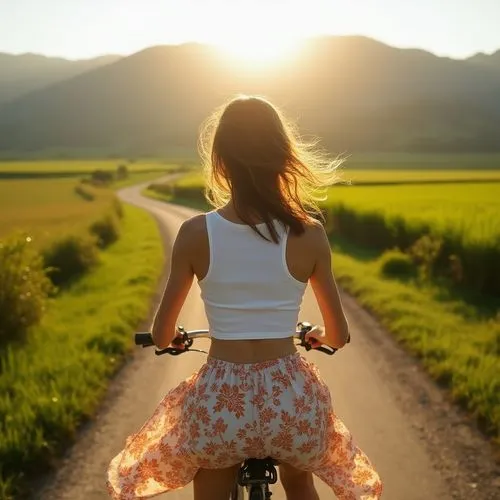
209 337 297 363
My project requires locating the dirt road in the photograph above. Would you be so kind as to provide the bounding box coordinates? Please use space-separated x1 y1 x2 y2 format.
37 180 500 499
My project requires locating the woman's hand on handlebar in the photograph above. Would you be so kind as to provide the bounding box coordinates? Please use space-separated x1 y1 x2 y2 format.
304 325 328 349
169 328 187 350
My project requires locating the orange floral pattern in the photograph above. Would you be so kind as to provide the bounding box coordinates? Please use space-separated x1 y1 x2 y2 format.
107 353 382 499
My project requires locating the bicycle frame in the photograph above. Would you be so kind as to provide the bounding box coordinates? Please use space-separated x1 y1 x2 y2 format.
135 322 340 499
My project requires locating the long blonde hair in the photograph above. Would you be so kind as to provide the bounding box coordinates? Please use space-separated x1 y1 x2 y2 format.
198 95 343 242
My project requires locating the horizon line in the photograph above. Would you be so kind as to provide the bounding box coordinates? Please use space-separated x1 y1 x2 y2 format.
2 34 499 63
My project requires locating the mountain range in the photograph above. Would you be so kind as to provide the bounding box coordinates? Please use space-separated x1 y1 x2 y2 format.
0 36 499 157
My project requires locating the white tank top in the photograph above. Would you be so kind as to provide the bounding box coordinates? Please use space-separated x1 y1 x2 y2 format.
198 211 307 340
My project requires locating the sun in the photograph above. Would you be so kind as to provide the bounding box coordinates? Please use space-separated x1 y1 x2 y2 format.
215 34 301 64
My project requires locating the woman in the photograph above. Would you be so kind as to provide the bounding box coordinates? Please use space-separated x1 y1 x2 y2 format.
107 96 382 499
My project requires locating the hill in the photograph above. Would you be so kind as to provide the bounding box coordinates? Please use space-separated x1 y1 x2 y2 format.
0 36 499 156
0 52 121 104
467 50 500 71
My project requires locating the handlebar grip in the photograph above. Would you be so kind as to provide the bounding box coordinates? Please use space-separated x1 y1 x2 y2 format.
135 332 154 347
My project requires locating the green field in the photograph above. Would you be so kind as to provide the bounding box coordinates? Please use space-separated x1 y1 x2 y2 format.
339 153 500 169
325 182 500 244
0 159 175 175
173 168 500 188
0 163 174 245
0 178 115 245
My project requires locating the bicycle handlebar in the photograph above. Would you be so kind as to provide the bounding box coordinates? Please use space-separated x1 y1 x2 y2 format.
135 322 339 356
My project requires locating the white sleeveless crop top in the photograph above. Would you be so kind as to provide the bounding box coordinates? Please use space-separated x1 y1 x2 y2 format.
198 211 307 340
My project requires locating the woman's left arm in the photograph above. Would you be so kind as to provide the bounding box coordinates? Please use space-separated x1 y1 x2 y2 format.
151 220 195 348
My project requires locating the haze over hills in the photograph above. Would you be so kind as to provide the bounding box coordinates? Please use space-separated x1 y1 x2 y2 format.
0 53 122 105
1 36 500 156
467 50 500 72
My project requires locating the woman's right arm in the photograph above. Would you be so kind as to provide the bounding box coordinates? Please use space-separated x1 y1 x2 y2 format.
308 224 350 349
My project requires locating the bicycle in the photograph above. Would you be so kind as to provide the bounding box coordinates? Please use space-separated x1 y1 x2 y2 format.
135 322 339 500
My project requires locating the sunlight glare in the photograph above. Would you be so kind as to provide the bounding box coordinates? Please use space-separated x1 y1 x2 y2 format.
215 34 300 64
203 2 308 66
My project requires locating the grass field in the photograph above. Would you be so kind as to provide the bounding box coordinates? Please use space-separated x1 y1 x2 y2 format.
0 178 116 246
0 205 164 498
325 182 500 245
173 168 500 188
0 167 171 246
340 152 500 169
0 160 175 174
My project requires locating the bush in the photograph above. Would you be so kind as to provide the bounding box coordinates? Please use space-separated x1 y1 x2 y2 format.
90 169 114 186
0 236 54 344
112 196 124 219
378 249 417 279
116 164 129 180
89 214 120 248
74 183 95 201
43 234 99 286
408 234 443 280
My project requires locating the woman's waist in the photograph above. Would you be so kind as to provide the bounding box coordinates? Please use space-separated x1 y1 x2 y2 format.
208 337 297 363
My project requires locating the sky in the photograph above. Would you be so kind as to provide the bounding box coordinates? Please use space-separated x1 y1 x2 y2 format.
1 0 500 60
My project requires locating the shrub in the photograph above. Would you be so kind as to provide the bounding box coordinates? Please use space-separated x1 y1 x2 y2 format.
378 249 417 279
90 169 114 186
43 234 99 286
74 183 95 201
112 196 124 219
408 234 443 280
116 164 129 180
89 214 120 248
0 235 54 344
148 182 174 196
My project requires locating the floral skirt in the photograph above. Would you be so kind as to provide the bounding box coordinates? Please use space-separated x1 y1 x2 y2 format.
107 353 382 499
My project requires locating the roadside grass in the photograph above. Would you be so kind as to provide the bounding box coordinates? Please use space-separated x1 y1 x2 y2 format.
112 171 172 189
144 187 210 212
330 239 500 441
0 204 164 498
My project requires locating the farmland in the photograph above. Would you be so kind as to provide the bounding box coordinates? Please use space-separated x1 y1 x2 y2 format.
0 159 174 176
0 160 169 497
0 160 183 245
0 178 115 246
172 167 500 188
324 182 500 251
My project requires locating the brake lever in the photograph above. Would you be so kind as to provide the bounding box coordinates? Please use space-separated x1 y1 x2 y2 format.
155 346 208 356
155 331 208 356
315 345 338 355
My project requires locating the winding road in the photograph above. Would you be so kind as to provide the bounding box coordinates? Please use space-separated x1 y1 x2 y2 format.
37 179 500 500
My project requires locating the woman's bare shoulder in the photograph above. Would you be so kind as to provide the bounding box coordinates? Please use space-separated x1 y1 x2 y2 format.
301 217 328 242
178 214 208 241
